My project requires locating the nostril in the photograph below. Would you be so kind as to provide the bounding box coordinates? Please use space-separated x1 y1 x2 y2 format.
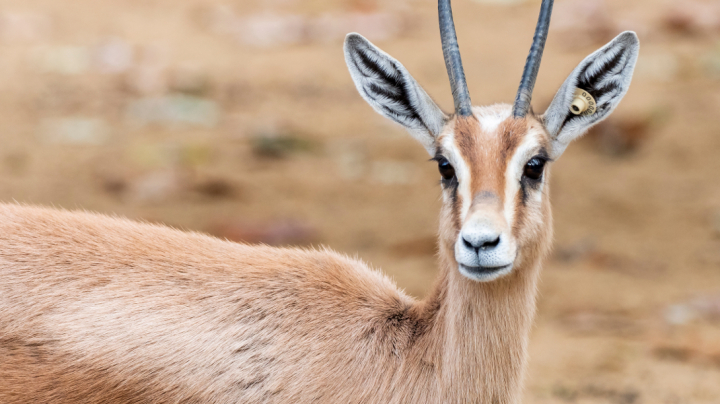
462 234 501 251
480 237 501 250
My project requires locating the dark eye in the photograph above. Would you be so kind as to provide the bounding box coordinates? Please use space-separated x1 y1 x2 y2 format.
523 157 547 181
437 158 456 181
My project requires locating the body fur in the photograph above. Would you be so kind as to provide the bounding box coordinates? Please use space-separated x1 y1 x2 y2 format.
0 202 546 403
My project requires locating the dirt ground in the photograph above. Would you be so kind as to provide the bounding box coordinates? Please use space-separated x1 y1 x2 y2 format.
1 0 719 402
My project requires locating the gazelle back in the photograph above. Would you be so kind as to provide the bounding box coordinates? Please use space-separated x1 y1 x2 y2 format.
0 0 639 403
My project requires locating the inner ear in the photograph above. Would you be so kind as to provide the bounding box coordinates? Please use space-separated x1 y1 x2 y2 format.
344 33 448 155
560 42 633 130
542 31 639 158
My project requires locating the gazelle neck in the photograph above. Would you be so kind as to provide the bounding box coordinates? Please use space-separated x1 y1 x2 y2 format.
417 226 549 403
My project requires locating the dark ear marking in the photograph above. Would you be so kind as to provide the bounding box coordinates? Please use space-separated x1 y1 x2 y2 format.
542 31 639 158
344 33 448 155
349 48 426 132
560 44 631 130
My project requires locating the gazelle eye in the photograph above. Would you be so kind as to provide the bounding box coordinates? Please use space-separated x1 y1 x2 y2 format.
523 157 547 181
437 158 456 181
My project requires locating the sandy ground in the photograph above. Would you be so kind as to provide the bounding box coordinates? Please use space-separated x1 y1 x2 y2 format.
0 0 719 402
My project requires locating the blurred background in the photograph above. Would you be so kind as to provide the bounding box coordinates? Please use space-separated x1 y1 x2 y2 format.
0 0 719 402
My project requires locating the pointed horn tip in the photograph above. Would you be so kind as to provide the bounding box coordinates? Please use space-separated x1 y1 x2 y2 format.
512 0 555 118
438 0 472 117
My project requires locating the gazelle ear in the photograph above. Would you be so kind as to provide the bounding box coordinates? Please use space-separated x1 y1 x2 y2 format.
344 33 448 155
542 32 640 159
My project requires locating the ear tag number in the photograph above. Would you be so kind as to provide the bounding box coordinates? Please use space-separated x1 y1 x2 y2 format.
570 88 597 116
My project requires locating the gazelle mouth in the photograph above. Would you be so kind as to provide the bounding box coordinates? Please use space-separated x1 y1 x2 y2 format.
458 263 514 282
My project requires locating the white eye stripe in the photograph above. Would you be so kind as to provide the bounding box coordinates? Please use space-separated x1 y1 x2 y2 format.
440 130 473 222
504 129 545 226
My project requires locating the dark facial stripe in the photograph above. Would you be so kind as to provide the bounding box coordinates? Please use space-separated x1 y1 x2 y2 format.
450 185 462 232
514 141 551 238
512 184 527 239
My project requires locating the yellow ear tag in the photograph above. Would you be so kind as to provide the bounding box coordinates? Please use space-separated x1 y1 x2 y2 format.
571 88 597 116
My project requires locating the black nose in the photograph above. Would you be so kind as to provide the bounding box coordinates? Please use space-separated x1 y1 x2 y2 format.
463 235 501 251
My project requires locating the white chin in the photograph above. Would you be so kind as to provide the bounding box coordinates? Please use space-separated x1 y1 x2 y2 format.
458 263 514 282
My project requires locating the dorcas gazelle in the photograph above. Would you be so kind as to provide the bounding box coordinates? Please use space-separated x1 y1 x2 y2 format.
0 0 638 402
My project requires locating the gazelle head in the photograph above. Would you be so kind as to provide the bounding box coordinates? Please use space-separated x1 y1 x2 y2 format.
344 0 639 282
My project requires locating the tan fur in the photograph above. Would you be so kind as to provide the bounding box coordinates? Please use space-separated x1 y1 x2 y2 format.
452 115 527 205
0 106 554 403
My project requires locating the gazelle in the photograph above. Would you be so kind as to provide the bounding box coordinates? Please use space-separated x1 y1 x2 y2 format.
0 0 638 403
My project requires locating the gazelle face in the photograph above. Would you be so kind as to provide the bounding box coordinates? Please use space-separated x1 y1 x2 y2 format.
436 105 552 281
344 1 639 283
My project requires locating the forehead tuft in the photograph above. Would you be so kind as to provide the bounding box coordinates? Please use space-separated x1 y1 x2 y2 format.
474 104 513 133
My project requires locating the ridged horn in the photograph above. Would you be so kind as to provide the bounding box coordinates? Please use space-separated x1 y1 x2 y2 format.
439 0 473 117
513 0 555 118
